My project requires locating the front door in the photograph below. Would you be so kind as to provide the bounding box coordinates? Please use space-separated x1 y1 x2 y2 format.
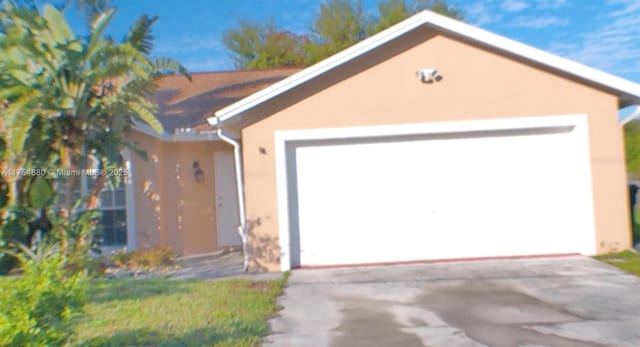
214 151 241 247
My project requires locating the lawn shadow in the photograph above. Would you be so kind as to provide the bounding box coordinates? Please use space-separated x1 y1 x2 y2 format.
73 325 267 347
87 278 194 304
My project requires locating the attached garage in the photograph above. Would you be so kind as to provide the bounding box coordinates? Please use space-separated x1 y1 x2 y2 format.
210 11 640 271
277 116 596 267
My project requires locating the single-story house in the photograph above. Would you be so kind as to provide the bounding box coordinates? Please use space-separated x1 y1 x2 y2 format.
110 11 640 271
98 68 300 254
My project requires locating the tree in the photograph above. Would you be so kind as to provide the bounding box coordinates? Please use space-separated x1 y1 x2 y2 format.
223 19 310 69
74 0 112 21
372 0 464 33
223 0 465 69
0 3 189 271
626 121 640 177
306 0 370 63
2 0 112 22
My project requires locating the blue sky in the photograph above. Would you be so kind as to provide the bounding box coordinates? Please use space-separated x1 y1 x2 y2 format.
64 0 640 84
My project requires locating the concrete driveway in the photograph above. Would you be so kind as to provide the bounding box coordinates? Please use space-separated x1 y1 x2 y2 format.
264 256 640 347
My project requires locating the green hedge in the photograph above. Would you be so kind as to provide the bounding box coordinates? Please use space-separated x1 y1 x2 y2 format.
0 248 86 346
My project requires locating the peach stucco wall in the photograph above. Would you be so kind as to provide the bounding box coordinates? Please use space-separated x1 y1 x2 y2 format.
241 27 631 271
127 130 231 255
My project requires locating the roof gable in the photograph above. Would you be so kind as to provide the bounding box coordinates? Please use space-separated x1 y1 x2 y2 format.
211 10 640 125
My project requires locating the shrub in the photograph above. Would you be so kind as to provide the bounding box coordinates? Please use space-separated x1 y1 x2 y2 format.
110 247 176 271
633 222 640 246
0 244 86 347
47 207 103 275
110 248 132 268
0 206 34 275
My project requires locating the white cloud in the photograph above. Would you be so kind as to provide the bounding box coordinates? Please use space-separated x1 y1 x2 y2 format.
465 2 503 26
510 16 569 28
501 0 528 12
607 0 640 17
548 0 640 77
155 35 222 55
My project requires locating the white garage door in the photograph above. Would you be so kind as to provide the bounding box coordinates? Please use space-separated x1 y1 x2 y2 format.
280 118 595 268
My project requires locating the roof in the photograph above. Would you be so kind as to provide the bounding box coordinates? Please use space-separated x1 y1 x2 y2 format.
149 68 302 133
211 10 640 125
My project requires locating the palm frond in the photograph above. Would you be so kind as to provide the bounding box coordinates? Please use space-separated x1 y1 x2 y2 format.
86 9 115 61
124 15 158 55
90 8 115 33
129 99 163 134
153 57 191 81
42 5 74 44
6 117 33 159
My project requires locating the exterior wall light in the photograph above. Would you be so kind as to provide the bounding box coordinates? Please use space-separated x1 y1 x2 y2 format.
416 68 442 83
193 160 205 183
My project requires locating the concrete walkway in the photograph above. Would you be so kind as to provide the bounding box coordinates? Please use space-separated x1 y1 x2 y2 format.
169 251 281 281
264 256 640 347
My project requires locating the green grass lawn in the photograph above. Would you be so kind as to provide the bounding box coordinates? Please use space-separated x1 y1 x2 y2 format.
594 206 640 276
594 250 640 277
69 275 288 347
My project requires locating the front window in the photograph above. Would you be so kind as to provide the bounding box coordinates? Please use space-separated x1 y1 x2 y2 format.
71 176 127 247
97 179 127 246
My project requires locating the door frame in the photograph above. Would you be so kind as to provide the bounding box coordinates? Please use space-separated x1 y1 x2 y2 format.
122 148 137 251
274 114 595 271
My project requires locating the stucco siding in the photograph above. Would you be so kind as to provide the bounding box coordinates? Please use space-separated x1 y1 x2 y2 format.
128 131 163 250
128 130 231 254
241 27 629 271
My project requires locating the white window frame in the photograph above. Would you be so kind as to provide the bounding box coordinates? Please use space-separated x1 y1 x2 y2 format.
68 149 136 252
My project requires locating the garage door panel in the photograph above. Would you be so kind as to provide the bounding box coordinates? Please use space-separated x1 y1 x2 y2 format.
289 125 594 267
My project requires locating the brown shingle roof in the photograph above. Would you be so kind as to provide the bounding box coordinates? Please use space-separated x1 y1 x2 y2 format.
150 68 302 133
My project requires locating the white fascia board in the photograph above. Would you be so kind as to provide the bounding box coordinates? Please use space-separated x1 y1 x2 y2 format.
131 120 220 142
213 11 640 124
424 13 640 102
620 107 640 126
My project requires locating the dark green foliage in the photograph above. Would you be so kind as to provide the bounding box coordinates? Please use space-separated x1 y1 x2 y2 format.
306 0 370 63
223 19 311 69
0 207 34 274
0 3 188 274
0 244 87 346
124 15 158 55
625 120 640 177
223 0 465 68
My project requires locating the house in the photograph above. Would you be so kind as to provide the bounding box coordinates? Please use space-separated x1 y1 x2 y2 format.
99 68 301 254
113 11 640 271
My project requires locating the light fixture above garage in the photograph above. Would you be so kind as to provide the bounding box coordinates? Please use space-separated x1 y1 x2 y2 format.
416 68 442 83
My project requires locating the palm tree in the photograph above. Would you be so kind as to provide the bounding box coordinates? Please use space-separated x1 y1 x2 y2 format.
0 3 189 245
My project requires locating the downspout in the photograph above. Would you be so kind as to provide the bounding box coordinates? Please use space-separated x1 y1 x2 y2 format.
216 128 249 272
620 106 640 126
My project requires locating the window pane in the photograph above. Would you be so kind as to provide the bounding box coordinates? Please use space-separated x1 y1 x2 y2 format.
101 211 112 227
114 190 126 207
94 233 104 245
100 191 113 207
97 209 127 246
102 227 114 245
114 227 127 245
115 209 126 223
